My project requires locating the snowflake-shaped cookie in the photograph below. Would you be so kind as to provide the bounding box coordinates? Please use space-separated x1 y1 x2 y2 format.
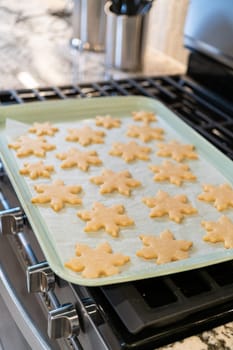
109 141 151 162
29 122 59 136
198 184 233 211
77 202 134 237
149 160 196 186
143 190 197 223
90 169 141 196
66 126 105 146
95 115 121 129
65 242 130 278
19 161 54 179
31 179 82 211
8 135 56 157
132 111 157 124
137 230 193 264
157 140 198 162
56 147 102 171
202 215 233 248
127 124 164 142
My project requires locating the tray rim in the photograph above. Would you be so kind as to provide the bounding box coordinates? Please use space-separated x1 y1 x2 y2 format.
0 95 233 286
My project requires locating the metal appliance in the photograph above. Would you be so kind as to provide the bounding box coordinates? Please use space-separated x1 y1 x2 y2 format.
0 1 233 349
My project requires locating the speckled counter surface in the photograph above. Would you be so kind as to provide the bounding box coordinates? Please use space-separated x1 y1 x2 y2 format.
157 324 233 350
0 1 233 349
0 0 186 89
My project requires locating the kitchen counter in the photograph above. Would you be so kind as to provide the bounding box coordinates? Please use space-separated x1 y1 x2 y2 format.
158 324 233 350
0 1 233 349
0 0 186 90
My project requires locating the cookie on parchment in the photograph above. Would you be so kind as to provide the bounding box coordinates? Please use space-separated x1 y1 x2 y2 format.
132 111 157 124
31 179 82 211
202 215 233 248
95 115 121 129
143 190 197 223
90 169 141 196
157 140 198 162
65 242 130 278
198 184 233 211
8 135 56 157
19 161 54 179
127 124 164 142
28 122 59 136
56 147 102 171
149 160 196 186
77 202 134 237
109 141 151 162
137 230 193 264
66 126 105 146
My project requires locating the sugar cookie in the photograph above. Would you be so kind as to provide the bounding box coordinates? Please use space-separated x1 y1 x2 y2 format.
19 161 54 179
56 147 102 171
66 126 105 146
31 179 82 211
137 230 193 264
8 135 56 157
149 160 196 186
132 111 157 124
29 122 59 136
198 184 233 211
157 140 198 162
127 124 164 142
143 190 197 223
90 169 141 196
65 242 130 278
95 115 121 129
202 215 233 248
109 141 151 162
77 202 134 237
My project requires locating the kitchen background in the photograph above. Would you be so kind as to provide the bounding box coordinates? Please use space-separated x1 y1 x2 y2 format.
0 0 187 89
0 1 233 349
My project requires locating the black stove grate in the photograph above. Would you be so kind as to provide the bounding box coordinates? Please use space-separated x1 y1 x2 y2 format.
84 258 233 349
99 260 233 334
1 75 233 349
1 76 232 158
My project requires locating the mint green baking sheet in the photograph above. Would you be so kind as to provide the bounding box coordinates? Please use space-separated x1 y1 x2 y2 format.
0 96 233 286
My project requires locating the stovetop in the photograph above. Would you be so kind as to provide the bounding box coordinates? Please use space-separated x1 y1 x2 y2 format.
0 74 233 350
1 75 232 159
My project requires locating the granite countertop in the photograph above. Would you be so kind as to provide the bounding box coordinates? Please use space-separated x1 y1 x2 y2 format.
0 1 233 349
0 0 186 90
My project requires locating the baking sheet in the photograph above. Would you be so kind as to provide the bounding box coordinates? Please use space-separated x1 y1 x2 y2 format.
0 96 233 286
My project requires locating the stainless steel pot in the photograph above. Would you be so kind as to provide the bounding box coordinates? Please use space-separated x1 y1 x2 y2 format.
72 0 106 52
104 1 149 71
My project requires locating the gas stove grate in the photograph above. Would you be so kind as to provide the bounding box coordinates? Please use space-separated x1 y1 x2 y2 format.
99 260 233 334
1 76 233 159
1 75 233 349
83 256 233 349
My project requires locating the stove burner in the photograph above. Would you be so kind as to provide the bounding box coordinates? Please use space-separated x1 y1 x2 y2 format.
0 75 233 350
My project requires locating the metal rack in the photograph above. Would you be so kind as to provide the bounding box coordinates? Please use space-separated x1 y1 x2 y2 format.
1 75 233 349
1 76 232 159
